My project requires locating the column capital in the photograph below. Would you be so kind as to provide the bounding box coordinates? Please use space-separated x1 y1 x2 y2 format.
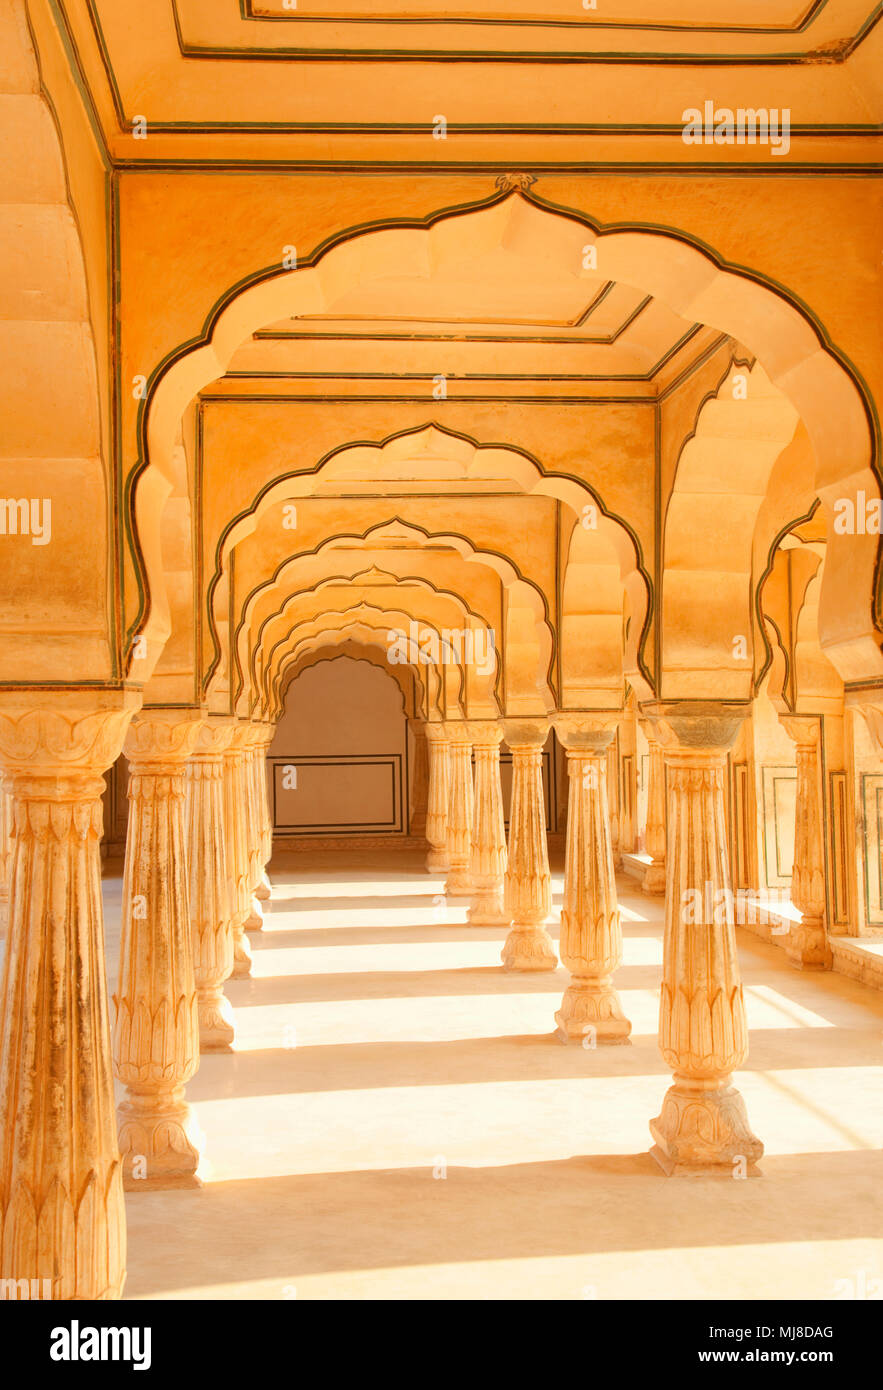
444 720 474 746
192 717 236 758
424 721 450 745
639 700 750 756
0 691 141 778
501 717 549 749
553 712 619 753
125 707 205 766
779 714 820 750
465 719 504 748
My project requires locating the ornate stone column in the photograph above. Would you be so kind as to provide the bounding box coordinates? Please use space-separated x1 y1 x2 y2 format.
554 716 631 1041
647 704 763 1177
0 779 10 938
408 718 429 838
607 739 622 868
501 720 556 971
113 708 204 1191
640 722 666 895
241 726 264 933
186 720 236 1051
424 724 450 872
0 697 137 1300
253 725 273 900
780 716 831 969
467 721 508 924
444 724 474 896
223 723 253 978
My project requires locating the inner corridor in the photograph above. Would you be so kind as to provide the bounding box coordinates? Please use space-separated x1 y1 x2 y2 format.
105 851 883 1302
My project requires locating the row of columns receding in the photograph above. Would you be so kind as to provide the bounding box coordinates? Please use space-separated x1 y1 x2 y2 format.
0 699 831 1297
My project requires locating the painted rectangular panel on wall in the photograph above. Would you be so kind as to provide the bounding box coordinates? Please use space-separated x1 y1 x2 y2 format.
272 755 404 835
761 765 796 889
860 773 883 926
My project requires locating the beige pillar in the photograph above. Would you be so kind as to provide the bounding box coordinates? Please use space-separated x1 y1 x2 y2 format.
241 726 264 933
0 697 136 1299
554 716 631 1042
186 719 236 1051
648 705 763 1177
254 725 273 900
114 708 204 1190
781 716 832 969
607 739 622 868
444 725 474 896
640 723 666 894
0 778 10 937
424 724 450 872
501 720 556 971
223 724 253 978
467 721 508 924
408 718 429 837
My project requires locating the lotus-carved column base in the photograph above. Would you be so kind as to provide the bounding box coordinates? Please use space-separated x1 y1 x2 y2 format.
426 845 449 873
118 1085 203 1191
555 976 631 1044
198 986 236 1052
501 922 557 972
650 1075 763 1178
255 871 272 901
231 921 253 978
642 861 666 895
244 897 264 933
786 917 832 971
469 886 508 924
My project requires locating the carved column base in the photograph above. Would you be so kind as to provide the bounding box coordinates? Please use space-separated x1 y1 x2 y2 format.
785 917 832 970
468 887 509 924
244 897 264 932
118 1086 203 1191
198 987 236 1052
231 922 253 978
650 1075 763 1177
426 846 449 872
501 923 557 972
555 977 631 1044
255 872 272 901
642 861 666 895
445 866 473 897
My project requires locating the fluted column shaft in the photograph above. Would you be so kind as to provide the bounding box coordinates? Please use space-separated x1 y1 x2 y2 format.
424 727 450 872
186 720 236 1051
241 727 264 933
555 719 630 1042
0 780 10 938
114 709 204 1190
445 728 474 896
501 720 556 971
254 727 274 900
223 724 253 978
781 717 831 969
0 700 136 1300
648 708 763 1177
467 723 508 924
641 727 666 895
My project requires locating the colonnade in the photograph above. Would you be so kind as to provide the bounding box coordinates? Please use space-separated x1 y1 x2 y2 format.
0 696 835 1295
